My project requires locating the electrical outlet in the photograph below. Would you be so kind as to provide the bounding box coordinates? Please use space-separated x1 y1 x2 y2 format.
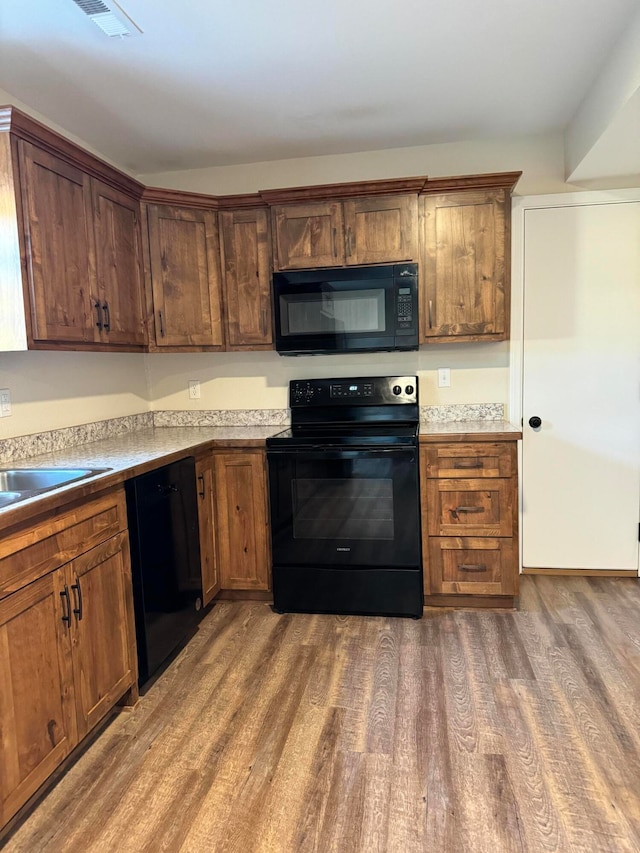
437 368 451 388
0 389 12 417
188 380 201 400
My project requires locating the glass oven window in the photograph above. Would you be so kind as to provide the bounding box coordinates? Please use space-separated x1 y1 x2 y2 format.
281 289 386 336
292 477 394 540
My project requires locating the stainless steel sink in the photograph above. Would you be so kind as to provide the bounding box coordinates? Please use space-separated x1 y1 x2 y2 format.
0 467 112 508
0 491 23 508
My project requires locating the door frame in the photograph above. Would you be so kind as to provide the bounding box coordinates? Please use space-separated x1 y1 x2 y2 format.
509 188 640 574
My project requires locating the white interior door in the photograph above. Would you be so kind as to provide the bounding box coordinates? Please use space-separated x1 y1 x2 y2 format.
522 200 640 571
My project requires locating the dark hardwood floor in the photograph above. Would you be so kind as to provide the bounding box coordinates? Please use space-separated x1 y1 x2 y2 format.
5 575 640 852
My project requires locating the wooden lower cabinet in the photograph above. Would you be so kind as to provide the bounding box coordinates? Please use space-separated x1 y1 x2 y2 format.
421 440 519 605
196 456 221 605
69 532 137 740
0 569 77 826
428 537 517 596
213 451 271 591
0 491 137 830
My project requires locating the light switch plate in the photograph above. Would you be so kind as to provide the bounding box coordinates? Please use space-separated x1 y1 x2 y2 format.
437 368 451 388
188 380 201 400
0 388 12 417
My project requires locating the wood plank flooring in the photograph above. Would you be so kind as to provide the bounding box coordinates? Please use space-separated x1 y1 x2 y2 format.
5 575 640 852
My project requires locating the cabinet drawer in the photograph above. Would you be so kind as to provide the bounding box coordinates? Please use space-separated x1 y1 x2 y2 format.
423 443 514 478
428 537 516 596
426 478 513 537
0 489 127 599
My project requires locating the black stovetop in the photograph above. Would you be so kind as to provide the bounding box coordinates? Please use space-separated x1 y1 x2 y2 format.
267 375 419 449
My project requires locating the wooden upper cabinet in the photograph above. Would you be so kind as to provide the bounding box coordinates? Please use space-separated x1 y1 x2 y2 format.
272 201 344 269
343 194 418 265
0 569 78 826
272 194 419 271
147 204 224 348
18 140 96 344
420 189 510 342
220 208 273 349
91 180 146 347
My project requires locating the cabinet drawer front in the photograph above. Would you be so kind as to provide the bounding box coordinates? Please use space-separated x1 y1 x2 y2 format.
0 489 127 599
428 537 516 596
423 443 514 478
427 479 513 537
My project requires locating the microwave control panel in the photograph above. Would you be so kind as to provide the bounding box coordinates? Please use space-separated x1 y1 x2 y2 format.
394 284 417 336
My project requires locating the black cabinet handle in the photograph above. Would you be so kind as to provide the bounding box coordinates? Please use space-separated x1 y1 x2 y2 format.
529 416 542 429
459 564 487 573
71 577 83 621
197 474 205 499
102 302 111 331
454 506 484 513
95 301 103 330
158 310 165 337
332 228 337 258
60 585 71 627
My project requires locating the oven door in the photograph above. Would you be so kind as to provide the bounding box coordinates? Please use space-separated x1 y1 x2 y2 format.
268 447 421 568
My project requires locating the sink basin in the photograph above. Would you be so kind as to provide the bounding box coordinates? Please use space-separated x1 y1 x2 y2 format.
0 491 24 508
0 468 111 492
0 467 112 508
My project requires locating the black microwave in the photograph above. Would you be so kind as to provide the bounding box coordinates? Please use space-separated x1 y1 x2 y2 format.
273 263 418 356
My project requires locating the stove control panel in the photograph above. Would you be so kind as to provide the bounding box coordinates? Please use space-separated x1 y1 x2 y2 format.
290 376 418 407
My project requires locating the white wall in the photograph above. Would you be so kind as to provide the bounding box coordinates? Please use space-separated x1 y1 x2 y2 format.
146 344 510 415
0 352 150 439
139 132 572 197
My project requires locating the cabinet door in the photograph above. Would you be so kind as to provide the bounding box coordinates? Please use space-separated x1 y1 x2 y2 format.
0 570 77 826
68 532 137 740
196 456 221 605
343 194 418 265
147 205 224 347
272 202 344 270
92 180 146 346
214 451 271 590
18 140 96 344
220 208 273 348
421 189 508 342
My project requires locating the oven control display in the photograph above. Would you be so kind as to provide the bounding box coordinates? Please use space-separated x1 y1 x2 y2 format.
330 383 373 398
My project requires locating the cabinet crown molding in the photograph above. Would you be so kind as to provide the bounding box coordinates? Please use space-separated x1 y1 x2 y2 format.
0 105 144 198
422 171 522 194
260 175 429 205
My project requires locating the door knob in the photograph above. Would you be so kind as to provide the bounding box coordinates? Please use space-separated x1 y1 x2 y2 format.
528 416 542 428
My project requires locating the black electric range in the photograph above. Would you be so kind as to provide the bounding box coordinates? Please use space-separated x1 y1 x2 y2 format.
266 376 423 618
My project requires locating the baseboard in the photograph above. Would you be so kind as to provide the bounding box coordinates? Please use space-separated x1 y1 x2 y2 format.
215 589 274 602
424 594 515 609
522 568 638 578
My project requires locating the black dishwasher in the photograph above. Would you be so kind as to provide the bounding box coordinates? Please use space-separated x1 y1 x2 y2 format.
125 457 203 686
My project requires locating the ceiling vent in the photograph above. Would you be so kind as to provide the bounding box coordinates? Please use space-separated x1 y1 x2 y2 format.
71 0 143 37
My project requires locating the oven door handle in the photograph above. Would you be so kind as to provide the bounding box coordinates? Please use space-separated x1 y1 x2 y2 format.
267 448 416 461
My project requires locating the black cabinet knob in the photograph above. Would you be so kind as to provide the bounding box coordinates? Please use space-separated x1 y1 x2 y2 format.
528 416 542 429
405 385 414 395
392 385 402 395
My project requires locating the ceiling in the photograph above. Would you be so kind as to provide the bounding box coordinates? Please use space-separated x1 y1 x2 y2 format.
0 0 639 177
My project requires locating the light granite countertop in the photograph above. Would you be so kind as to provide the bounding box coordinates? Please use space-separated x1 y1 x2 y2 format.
0 426 281 527
0 420 521 527
419 420 522 441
